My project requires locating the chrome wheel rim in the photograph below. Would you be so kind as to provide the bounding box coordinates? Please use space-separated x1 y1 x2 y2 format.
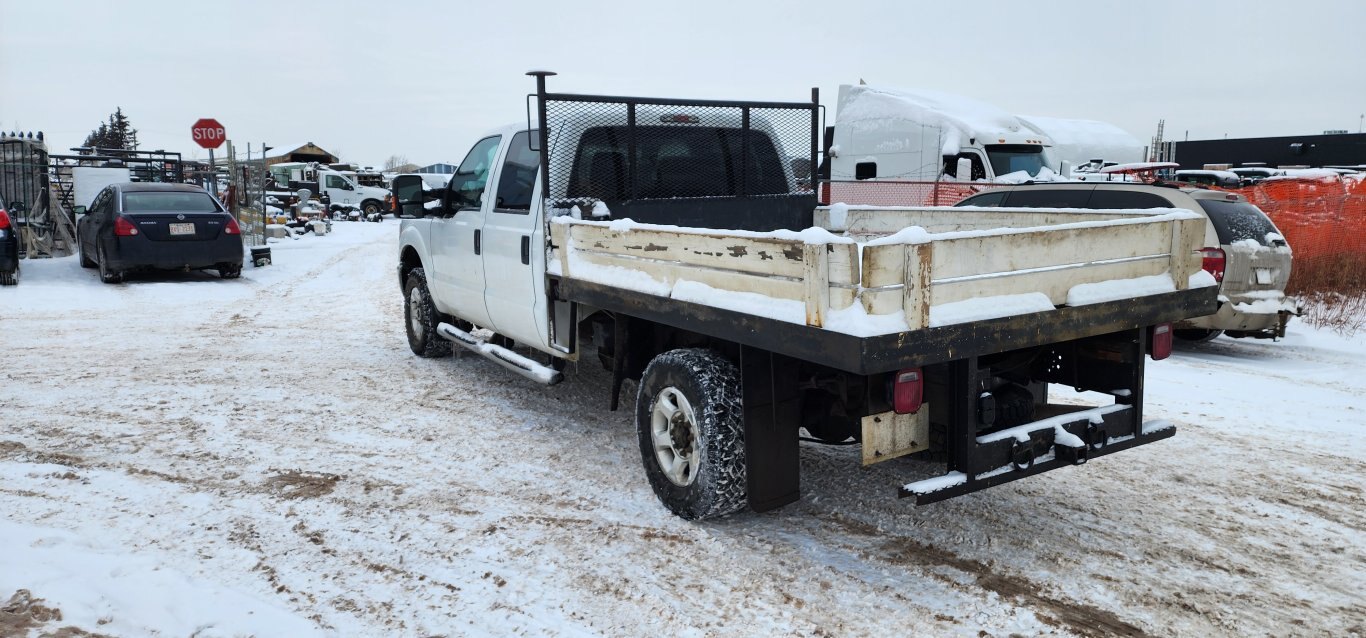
408 288 425 341
651 386 699 487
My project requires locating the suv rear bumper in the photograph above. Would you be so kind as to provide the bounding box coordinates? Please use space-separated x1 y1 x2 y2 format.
1179 295 1299 334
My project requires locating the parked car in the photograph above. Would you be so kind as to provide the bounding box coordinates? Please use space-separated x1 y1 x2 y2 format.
75 182 244 284
956 182 1298 340
1174 169 1241 188
1228 166 1284 186
0 191 18 285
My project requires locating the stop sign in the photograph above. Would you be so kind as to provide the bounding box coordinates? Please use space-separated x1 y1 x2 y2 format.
191 118 226 149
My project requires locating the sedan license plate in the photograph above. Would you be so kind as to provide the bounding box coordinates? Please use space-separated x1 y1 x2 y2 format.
169 222 195 236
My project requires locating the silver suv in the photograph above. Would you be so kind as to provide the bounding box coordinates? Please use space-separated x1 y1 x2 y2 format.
956 183 1298 340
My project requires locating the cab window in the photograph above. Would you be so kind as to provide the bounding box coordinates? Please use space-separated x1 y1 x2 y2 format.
494 131 539 213
448 136 502 212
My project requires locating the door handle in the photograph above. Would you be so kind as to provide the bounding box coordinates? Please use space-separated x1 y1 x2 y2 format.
474 229 481 255
520 235 530 265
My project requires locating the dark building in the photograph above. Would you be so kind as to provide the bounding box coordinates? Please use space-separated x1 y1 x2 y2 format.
1172 132 1366 170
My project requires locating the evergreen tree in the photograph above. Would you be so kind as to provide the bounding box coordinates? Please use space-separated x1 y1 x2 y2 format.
82 107 140 154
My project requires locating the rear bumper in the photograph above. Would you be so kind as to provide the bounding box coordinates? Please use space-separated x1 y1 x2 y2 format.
1178 294 1300 336
104 235 243 271
903 405 1174 504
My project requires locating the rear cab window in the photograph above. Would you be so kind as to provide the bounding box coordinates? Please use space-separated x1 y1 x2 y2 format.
567 125 788 200
1196 200 1282 246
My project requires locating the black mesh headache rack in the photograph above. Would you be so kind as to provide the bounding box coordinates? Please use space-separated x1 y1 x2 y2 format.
527 71 820 233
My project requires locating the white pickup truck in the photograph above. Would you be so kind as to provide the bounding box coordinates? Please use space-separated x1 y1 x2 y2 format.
395 73 1217 521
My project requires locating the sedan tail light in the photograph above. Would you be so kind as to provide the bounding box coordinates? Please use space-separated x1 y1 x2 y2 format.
113 215 139 236
0 208 10 230
1200 247 1225 282
224 216 241 235
891 367 924 414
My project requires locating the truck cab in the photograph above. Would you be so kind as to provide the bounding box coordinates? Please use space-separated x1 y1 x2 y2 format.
396 110 809 358
270 162 390 215
827 83 1056 185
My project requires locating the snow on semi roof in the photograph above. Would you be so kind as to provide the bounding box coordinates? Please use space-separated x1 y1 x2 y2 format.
1017 115 1143 166
835 84 1035 156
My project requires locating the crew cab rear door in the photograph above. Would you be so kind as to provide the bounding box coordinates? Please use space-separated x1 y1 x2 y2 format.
481 130 551 351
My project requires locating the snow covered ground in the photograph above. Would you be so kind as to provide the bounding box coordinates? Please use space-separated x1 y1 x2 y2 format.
1 221 1362 637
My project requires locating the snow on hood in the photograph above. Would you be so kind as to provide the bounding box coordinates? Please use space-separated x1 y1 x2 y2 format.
838 84 1035 156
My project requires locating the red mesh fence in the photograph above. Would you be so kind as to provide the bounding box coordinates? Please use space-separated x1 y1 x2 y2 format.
1228 174 1366 294
1229 175 1366 260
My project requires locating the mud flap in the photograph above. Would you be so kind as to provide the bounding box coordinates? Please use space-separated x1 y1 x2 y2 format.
740 346 801 512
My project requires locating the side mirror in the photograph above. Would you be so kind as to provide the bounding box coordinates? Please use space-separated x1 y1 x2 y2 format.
391 175 426 217
73 205 87 215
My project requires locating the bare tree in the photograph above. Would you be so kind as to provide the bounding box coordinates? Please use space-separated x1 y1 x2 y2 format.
383 155 410 171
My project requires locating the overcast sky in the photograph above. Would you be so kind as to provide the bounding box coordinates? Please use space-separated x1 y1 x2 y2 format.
3 0 1364 169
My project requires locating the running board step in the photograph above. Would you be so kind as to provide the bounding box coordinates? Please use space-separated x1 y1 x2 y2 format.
436 322 564 386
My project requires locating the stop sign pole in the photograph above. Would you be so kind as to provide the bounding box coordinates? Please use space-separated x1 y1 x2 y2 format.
192 118 226 196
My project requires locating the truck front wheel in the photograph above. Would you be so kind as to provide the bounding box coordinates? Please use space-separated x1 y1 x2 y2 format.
404 267 451 358
635 348 747 520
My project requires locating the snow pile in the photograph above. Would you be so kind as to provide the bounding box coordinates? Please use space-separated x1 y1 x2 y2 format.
1067 274 1177 306
928 292 1055 327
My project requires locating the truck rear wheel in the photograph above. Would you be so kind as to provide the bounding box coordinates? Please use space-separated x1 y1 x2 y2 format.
635 348 747 520
404 267 451 358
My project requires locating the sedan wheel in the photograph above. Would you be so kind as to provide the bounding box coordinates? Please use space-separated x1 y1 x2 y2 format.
97 244 123 284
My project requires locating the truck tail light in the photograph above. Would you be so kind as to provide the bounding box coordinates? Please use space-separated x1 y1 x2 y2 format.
1200 247 1225 282
819 182 830 205
892 367 924 414
1150 323 1173 360
114 215 139 236
386 193 395 212
224 216 241 235
0 208 10 230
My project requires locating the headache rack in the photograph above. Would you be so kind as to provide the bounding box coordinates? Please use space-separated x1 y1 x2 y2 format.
526 71 821 232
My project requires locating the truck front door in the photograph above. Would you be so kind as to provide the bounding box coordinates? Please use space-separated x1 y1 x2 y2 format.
430 135 501 329
481 130 550 351
323 173 358 207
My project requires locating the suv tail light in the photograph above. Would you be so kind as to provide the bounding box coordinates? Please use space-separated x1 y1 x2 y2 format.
0 208 10 230
1150 323 1173 360
1200 247 1225 282
892 367 924 414
224 216 241 235
113 215 139 236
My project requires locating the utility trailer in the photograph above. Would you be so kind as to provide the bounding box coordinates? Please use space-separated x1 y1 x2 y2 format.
395 73 1217 520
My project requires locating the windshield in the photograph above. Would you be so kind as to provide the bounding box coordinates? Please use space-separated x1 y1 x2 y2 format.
985 144 1046 177
1196 200 1281 246
122 191 220 213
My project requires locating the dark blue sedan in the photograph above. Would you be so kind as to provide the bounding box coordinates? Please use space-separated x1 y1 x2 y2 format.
76 182 243 283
